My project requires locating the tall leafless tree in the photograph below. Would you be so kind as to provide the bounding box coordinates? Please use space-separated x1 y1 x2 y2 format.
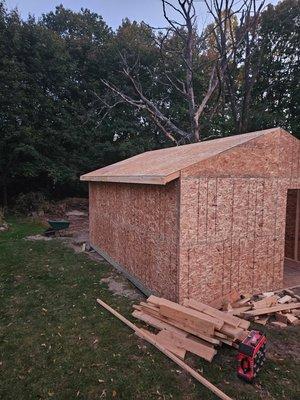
102 0 265 143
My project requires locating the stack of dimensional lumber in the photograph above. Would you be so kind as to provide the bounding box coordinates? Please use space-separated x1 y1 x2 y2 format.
132 296 250 362
223 289 300 328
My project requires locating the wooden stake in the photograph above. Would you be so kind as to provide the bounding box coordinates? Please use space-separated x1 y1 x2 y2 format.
96 299 233 400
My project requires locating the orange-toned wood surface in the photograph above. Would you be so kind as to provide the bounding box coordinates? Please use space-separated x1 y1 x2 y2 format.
86 128 300 304
81 129 277 184
178 129 300 304
89 180 180 300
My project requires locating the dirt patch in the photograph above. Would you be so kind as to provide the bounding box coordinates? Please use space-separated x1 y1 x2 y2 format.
267 326 300 361
25 234 52 241
100 276 143 301
31 197 143 301
66 210 87 217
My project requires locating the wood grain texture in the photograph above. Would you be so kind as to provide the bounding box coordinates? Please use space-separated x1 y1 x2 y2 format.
88 128 300 304
89 180 180 300
179 129 300 303
81 128 279 184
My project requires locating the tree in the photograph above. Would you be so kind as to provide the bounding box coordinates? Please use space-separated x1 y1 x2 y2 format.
101 0 265 143
204 0 265 134
0 0 298 207
250 0 300 135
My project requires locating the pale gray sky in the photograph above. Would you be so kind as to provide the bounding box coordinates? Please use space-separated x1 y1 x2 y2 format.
5 0 279 30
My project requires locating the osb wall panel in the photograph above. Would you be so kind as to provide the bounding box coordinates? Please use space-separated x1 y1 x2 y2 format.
178 130 300 304
181 129 300 185
178 177 289 304
89 181 180 300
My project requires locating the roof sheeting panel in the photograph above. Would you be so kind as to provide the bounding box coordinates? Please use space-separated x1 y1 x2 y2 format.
80 128 281 184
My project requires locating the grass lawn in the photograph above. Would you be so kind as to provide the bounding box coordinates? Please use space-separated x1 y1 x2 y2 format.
0 218 300 400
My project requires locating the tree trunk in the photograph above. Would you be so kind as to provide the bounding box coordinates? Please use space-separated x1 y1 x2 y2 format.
193 116 200 142
2 180 8 209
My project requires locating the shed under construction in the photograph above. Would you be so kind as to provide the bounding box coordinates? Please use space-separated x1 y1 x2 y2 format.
81 127 300 304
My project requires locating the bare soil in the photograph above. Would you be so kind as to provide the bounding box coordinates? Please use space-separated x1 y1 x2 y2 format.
36 197 143 301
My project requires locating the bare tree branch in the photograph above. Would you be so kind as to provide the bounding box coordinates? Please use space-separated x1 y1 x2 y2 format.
98 0 266 143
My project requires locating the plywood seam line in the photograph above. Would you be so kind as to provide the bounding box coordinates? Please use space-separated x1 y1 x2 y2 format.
177 174 182 303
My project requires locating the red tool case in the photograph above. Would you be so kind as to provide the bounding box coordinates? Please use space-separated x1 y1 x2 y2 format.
237 330 267 382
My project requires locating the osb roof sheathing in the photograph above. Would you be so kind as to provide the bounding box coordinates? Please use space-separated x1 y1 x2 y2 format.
80 127 287 185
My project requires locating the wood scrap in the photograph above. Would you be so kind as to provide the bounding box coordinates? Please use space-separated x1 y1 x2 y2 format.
277 295 292 304
255 316 269 326
133 295 251 367
133 309 221 345
285 314 299 326
183 298 241 327
148 295 223 335
243 302 300 317
147 329 187 360
132 310 186 335
227 306 251 316
261 292 275 298
291 309 300 317
271 321 287 328
251 295 278 309
157 329 217 362
96 298 233 400
238 319 251 330
232 296 251 307
222 289 300 327
284 289 300 302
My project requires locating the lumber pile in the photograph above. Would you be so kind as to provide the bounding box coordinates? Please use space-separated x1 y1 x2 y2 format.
132 295 251 362
222 289 300 328
97 298 233 400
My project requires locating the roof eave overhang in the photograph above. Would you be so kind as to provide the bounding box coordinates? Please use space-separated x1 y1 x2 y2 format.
80 171 180 185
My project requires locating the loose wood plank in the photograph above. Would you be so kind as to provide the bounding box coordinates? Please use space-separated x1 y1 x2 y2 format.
243 302 300 317
285 313 299 325
157 330 217 362
291 309 300 317
132 310 186 335
133 310 221 345
227 306 252 316
148 296 223 335
183 298 241 328
97 298 233 400
238 319 251 330
278 295 292 304
145 329 186 359
252 295 278 309
218 323 245 340
271 321 287 328
284 289 300 302
255 316 269 325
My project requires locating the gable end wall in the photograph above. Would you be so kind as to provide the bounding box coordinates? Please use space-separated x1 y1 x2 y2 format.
178 130 300 303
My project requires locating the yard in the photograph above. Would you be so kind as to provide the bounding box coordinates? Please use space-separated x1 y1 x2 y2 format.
0 218 299 400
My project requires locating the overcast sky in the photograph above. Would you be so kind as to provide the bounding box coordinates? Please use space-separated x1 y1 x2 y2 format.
5 0 279 30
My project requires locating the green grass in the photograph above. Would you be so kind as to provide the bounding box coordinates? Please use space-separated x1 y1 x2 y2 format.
0 218 300 399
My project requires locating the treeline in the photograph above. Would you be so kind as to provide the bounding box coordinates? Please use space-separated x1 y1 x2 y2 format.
0 1 299 207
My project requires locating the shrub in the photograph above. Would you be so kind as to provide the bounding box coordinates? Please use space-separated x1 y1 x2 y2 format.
0 208 4 225
14 192 50 215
